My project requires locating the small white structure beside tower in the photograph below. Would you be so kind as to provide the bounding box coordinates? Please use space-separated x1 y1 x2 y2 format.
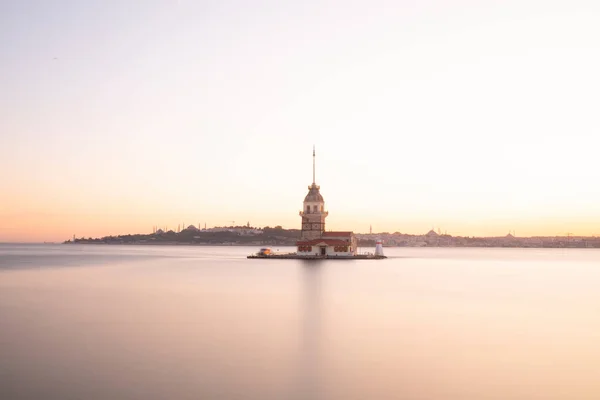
375 240 385 257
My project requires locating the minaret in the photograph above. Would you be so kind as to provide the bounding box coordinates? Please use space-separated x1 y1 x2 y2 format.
299 147 328 240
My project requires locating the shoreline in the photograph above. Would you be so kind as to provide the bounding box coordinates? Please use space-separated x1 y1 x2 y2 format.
61 242 600 249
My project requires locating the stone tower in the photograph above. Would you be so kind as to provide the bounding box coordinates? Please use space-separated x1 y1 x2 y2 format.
299 147 328 240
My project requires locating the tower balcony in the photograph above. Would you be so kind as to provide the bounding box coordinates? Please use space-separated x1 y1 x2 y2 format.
299 210 328 217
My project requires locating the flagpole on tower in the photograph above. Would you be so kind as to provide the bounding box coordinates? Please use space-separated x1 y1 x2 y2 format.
312 145 316 185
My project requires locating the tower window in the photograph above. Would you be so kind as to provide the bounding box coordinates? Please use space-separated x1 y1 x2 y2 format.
313 205 318 212
306 205 310 213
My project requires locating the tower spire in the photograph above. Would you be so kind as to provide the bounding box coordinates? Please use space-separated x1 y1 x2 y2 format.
312 145 316 185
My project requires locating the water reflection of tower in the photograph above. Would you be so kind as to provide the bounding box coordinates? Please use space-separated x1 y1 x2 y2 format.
293 261 324 400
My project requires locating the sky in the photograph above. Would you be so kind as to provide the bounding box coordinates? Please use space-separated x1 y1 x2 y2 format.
2 0 600 242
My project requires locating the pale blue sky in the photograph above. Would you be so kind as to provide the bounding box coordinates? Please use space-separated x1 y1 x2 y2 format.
2 1 600 241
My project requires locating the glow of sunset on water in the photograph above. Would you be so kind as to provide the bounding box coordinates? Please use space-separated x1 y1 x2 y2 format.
2 1 600 242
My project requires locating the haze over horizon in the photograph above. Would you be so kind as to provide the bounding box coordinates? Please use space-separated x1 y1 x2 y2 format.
2 1 600 242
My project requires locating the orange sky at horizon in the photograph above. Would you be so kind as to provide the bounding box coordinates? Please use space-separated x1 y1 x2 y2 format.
4 204 600 243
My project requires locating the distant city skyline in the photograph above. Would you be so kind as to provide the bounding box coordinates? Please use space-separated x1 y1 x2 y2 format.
72 223 600 239
2 1 600 242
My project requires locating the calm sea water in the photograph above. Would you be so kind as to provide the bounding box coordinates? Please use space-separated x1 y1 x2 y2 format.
1 244 599 400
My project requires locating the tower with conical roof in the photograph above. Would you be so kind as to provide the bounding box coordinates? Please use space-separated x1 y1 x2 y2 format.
299 147 328 240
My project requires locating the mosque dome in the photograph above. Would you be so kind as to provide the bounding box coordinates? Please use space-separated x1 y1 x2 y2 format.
304 184 324 203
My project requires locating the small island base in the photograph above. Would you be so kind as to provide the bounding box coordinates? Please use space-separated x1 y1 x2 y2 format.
247 253 386 260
